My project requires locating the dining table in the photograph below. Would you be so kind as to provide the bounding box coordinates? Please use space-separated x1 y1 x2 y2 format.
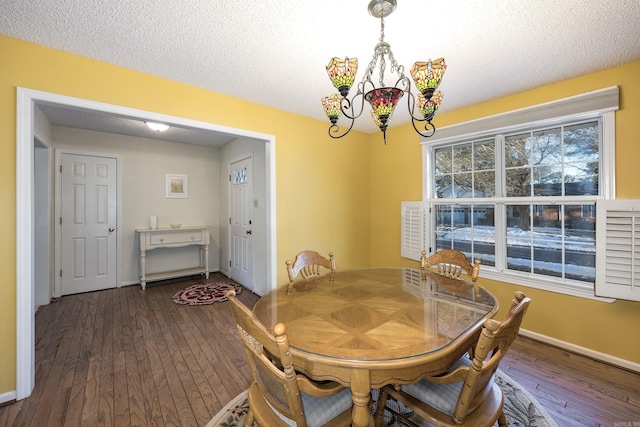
251 267 498 427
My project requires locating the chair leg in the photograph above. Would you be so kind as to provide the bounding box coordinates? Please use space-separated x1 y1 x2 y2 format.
374 389 390 427
245 408 255 427
497 410 507 427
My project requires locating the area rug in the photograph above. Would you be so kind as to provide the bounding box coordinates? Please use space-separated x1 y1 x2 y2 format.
205 370 557 427
172 282 242 305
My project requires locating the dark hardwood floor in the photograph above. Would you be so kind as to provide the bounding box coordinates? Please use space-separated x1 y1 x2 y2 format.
0 274 639 426
499 333 640 426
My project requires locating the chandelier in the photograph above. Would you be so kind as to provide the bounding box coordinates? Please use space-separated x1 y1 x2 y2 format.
321 0 446 144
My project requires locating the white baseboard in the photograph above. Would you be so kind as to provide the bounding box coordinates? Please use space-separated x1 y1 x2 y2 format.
0 389 17 405
120 280 139 287
520 328 640 373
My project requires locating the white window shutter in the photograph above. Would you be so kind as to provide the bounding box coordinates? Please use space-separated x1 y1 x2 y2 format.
401 201 424 261
595 199 640 301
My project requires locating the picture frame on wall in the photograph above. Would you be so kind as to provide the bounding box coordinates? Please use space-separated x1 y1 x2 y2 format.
166 174 188 198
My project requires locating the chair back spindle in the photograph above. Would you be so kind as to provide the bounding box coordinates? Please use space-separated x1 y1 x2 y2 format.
421 249 481 282
286 250 336 293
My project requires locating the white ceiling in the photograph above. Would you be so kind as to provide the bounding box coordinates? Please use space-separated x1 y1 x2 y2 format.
3 0 640 142
36 103 240 146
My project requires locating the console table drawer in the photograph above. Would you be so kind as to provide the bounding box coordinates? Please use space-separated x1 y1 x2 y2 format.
149 230 204 245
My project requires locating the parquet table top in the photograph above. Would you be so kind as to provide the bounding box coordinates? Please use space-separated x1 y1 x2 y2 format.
254 268 497 361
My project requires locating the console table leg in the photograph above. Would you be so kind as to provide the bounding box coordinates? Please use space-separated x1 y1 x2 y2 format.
139 250 147 290
204 244 210 279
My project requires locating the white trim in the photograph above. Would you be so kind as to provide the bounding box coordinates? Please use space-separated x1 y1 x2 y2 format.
27 89 272 141
423 86 619 145
601 111 616 199
16 87 278 400
481 268 615 302
519 329 640 374
267 134 277 292
0 390 17 405
16 88 35 400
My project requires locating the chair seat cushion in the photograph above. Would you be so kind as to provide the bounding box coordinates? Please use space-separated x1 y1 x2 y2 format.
271 387 352 427
400 356 472 416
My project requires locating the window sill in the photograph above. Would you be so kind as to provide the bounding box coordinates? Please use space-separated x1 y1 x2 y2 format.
480 268 615 303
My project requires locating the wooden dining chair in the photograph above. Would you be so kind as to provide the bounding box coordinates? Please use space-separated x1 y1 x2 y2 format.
421 249 481 283
226 290 353 427
374 291 531 427
286 250 336 292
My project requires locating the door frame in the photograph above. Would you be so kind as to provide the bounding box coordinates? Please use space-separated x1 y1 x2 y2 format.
15 87 277 400
54 149 122 297
33 138 52 308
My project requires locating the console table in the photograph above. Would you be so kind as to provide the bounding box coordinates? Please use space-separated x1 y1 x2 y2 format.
136 226 210 289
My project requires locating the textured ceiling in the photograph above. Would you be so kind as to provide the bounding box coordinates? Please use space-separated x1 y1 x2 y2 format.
3 0 640 141
36 104 239 146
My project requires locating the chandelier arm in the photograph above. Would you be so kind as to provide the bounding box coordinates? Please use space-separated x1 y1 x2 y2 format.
405 90 436 137
411 117 436 138
340 92 363 121
405 90 424 121
341 80 376 120
328 118 356 139
395 76 410 92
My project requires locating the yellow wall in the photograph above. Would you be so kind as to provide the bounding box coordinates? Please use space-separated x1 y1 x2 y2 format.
2 33 639 396
0 35 370 394
368 60 640 365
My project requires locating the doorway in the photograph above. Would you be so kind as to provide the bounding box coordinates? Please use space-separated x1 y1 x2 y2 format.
16 87 277 400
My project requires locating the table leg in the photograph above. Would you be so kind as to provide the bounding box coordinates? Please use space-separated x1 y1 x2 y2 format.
350 369 373 427
203 244 209 279
139 249 147 290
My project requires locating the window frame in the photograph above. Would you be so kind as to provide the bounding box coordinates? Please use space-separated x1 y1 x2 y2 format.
420 87 618 301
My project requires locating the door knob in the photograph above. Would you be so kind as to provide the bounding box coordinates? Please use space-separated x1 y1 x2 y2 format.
108 227 115 232
246 230 252 234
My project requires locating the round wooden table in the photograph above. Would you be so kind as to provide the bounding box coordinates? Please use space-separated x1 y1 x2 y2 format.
252 267 498 427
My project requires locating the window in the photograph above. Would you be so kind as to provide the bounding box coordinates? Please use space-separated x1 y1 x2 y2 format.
432 120 599 283
419 87 618 298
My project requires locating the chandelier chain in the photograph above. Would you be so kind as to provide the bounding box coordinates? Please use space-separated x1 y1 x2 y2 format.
378 56 386 87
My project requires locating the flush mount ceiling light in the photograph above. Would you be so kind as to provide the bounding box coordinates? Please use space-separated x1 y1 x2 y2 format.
146 122 170 132
321 0 446 144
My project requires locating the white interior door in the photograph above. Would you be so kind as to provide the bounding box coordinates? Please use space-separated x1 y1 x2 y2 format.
60 152 118 295
230 156 253 288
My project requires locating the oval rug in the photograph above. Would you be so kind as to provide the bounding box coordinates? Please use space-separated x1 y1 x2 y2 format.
172 282 243 305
